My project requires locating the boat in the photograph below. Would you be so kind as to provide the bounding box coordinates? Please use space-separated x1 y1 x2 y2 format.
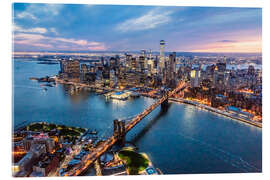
89 129 98 135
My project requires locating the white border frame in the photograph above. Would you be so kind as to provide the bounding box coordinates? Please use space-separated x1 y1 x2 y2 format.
1 1 268 180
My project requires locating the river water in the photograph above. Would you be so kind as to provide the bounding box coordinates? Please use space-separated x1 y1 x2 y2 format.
13 59 262 174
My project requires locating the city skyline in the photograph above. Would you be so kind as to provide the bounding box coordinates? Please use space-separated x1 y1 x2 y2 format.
13 3 262 53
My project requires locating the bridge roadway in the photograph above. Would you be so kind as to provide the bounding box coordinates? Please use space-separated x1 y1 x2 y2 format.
64 82 186 176
125 83 186 132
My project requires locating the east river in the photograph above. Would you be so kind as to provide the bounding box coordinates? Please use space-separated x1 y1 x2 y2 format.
13 59 262 174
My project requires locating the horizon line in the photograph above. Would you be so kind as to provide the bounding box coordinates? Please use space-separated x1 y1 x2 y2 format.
12 51 262 54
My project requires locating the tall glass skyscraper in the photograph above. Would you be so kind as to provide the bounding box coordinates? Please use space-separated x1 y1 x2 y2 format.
159 40 165 73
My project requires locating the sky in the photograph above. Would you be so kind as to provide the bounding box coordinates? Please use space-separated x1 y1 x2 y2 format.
12 3 262 53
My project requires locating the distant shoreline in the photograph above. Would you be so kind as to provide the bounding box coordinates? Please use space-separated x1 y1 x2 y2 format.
169 98 262 128
12 51 262 56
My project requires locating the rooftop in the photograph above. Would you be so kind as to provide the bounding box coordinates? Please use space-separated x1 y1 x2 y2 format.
114 91 124 95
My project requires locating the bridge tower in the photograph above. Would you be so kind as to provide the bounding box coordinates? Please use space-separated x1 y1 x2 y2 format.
161 89 169 109
113 119 126 144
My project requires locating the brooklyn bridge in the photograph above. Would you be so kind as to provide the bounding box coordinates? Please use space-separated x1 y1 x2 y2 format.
65 81 187 176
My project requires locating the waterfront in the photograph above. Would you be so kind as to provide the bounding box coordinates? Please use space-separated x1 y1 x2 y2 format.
13 59 262 174
169 98 262 128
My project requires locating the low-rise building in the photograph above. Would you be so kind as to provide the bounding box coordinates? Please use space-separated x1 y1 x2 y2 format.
31 153 59 176
16 144 47 176
23 133 55 153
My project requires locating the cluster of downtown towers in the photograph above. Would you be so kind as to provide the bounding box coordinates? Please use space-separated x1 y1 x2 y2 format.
59 40 178 89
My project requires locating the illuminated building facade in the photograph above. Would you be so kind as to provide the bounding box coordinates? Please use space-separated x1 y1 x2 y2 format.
139 56 145 73
190 68 201 88
159 40 165 73
131 57 137 71
59 60 80 82
125 54 132 69
213 62 226 89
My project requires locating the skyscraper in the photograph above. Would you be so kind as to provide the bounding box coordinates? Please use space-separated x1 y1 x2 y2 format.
214 62 226 89
131 57 137 71
159 40 165 73
141 49 146 58
139 55 146 73
147 49 154 76
223 56 227 64
125 54 132 69
162 52 177 87
190 68 201 88
169 52 176 83
149 49 152 60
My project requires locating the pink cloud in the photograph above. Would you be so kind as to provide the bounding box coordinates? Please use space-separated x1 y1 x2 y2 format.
14 25 47 34
87 45 106 51
32 43 53 48
13 33 106 51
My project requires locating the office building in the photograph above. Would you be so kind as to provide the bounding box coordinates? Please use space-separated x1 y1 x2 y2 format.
214 62 226 89
131 57 137 71
59 59 80 82
159 40 165 73
190 68 201 88
139 55 146 73
125 54 132 69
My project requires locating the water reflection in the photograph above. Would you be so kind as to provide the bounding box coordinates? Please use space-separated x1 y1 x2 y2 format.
111 99 128 107
183 104 196 120
182 105 197 132
61 84 91 105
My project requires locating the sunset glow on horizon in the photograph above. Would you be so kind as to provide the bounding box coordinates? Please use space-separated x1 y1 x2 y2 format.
190 39 261 53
